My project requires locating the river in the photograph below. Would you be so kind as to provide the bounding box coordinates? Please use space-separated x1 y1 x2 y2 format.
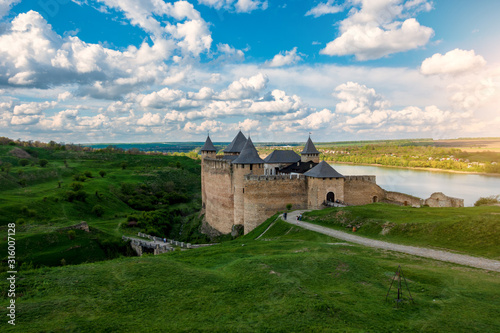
329 163 500 207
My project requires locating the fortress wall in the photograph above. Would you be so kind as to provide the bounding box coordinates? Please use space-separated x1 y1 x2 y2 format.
344 175 376 183
344 178 386 205
203 158 234 234
243 175 307 234
385 191 423 207
424 192 464 207
307 178 345 209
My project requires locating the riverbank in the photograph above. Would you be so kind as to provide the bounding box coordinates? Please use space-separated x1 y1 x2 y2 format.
326 160 500 177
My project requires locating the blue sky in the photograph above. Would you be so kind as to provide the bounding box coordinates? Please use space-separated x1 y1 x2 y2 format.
1 0 499 143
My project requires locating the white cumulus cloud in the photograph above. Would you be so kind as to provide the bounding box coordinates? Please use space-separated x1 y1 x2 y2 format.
421 49 487 76
320 0 434 60
267 47 302 67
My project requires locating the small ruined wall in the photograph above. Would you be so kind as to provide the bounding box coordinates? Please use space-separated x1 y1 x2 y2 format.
344 177 385 205
425 192 464 207
307 177 345 209
385 191 423 207
243 174 308 234
203 158 234 234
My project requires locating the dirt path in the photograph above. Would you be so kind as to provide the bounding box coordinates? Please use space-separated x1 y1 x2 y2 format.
282 210 500 272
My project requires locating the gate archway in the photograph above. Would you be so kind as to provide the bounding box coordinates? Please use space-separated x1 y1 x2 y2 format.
326 192 335 203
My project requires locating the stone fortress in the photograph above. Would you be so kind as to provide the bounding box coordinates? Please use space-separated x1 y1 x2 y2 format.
201 132 464 235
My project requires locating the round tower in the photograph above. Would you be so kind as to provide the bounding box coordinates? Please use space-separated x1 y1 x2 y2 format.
231 137 265 230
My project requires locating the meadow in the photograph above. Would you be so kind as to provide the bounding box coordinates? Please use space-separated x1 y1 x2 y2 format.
1 217 499 332
303 203 500 259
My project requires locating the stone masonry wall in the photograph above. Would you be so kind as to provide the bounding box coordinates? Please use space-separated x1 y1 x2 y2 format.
203 158 234 234
385 191 423 207
344 178 386 205
307 177 345 209
233 163 265 229
424 192 464 207
243 175 308 234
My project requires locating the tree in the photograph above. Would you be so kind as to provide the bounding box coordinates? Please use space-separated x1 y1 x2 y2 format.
2 162 12 174
99 170 106 178
84 170 93 178
92 204 105 217
70 182 83 191
19 159 30 167
39 159 49 167
121 162 128 170
286 203 292 211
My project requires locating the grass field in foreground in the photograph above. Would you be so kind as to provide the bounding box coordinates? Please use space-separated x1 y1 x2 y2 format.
1 217 499 332
303 203 500 260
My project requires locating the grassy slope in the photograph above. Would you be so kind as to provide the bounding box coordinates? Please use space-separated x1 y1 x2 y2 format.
0 145 202 269
1 219 499 332
303 203 500 259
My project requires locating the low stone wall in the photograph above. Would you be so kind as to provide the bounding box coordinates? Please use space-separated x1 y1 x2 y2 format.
385 191 423 207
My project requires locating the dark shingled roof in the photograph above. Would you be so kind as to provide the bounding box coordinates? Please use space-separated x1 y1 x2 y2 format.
279 161 318 174
304 161 344 178
223 131 247 153
264 150 301 164
301 137 320 154
232 137 265 164
201 135 216 152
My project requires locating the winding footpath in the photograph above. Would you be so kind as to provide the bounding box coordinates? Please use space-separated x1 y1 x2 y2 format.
283 210 500 272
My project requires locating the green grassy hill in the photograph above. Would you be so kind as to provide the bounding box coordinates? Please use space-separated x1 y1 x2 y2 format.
303 203 500 259
1 217 499 332
0 143 204 269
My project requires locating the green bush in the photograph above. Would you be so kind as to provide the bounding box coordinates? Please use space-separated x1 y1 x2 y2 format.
92 204 105 217
73 174 86 182
19 159 30 166
99 170 106 178
121 162 128 169
474 195 500 206
84 170 93 178
39 159 49 167
70 182 84 191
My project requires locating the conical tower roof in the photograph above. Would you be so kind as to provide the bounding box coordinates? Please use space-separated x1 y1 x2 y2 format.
304 161 344 178
232 137 265 164
301 136 320 154
223 131 247 153
201 135 216 152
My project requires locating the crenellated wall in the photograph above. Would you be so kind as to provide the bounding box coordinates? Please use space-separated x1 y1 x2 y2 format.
344 177 385 205
202 158 234 234
243 174 308 233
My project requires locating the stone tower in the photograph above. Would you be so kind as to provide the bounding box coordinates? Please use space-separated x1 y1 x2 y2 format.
231 137 265 228
301 136 320 163
200 135 216 208
223 130 247 156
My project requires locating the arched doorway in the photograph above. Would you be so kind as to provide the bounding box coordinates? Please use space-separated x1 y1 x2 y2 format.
373 196 378 203
326 192 335 203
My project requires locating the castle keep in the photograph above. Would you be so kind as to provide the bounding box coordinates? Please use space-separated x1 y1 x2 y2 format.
201 132 463 235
